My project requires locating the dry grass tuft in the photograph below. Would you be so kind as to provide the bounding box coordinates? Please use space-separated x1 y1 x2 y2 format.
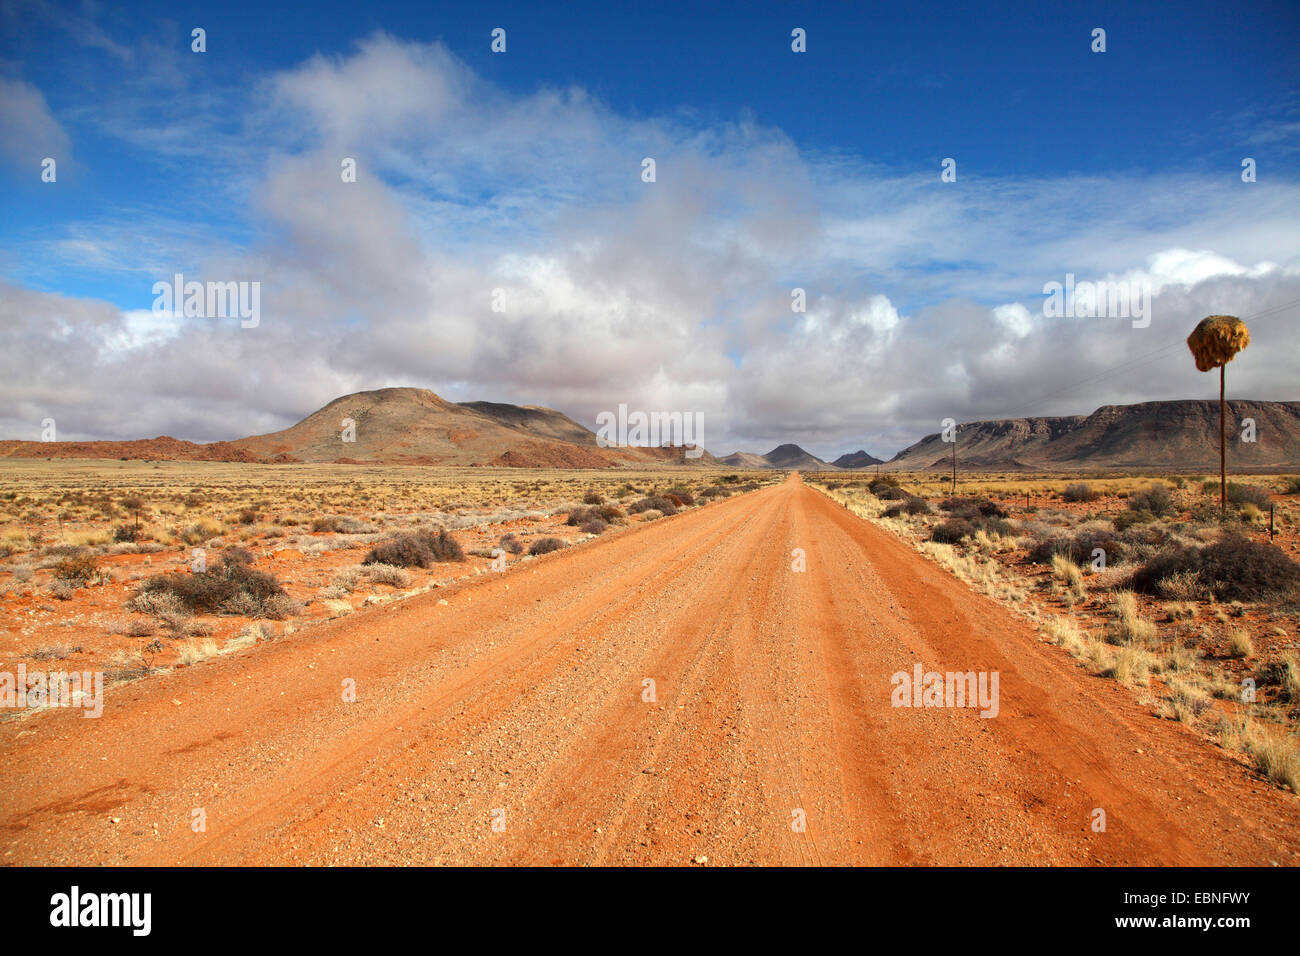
1109 591 1157 647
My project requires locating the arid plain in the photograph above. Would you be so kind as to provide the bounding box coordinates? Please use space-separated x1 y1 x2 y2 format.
1 458 1298 864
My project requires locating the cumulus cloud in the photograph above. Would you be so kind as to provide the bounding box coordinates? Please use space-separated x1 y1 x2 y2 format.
2 34 1299 458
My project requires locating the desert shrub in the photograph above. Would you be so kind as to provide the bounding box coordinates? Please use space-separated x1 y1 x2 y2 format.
331 567 362 592
181 519 223 545
237 508 258 525
1258 654 1300 701
363 529 464 567
1113 510 1154 531
1031 526 1126 567
1282 477 1300 495
580 519 609 535
1028 535 1070 564
1158 569 1204 602
1226 483 1271 509
113 524 141 543
311 516 345 533
125 618 156 637
566 504 626 527
1131 534 1300 602
665 487 695 506
939 496 1006 519
701 486 731 498
364 563 411 588
1062 482 1099 503
873 484 907 501
135 554 288 618
629 496 678 516
222 546 255 566
1128 485 1174 517
884 495 930 518
1118 523 1171 549
1129 546 1199 596
639 509 664 521
127 589 190 622
931 519 975 544
979 517 1015 538
498 533 523 555
582 490 604 505
53 551 98 584
528 537 565 556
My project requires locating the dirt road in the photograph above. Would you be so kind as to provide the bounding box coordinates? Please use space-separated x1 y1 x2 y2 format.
3 474 1297 865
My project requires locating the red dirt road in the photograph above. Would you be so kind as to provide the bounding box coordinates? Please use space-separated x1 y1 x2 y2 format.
3 475 1297 865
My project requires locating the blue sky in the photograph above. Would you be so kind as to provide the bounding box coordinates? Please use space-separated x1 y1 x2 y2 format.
1 0 1298 456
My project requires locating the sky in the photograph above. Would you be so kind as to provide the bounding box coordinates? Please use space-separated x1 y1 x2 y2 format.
1 0 1299 460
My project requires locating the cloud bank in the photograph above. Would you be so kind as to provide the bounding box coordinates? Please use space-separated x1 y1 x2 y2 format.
3 32 1299 459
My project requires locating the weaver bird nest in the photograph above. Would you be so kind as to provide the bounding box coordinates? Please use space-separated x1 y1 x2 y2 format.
1187 314 1250 372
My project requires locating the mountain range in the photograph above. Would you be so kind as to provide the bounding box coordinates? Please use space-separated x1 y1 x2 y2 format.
1 389 1296 471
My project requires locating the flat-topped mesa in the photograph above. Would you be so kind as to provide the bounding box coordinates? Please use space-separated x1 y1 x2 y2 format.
883 400 1300 471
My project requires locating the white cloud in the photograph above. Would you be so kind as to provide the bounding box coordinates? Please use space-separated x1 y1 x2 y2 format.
992 302 1034 338
3 34 1299 459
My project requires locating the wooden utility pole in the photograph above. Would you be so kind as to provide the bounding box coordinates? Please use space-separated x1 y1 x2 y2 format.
1219 365 1227 518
